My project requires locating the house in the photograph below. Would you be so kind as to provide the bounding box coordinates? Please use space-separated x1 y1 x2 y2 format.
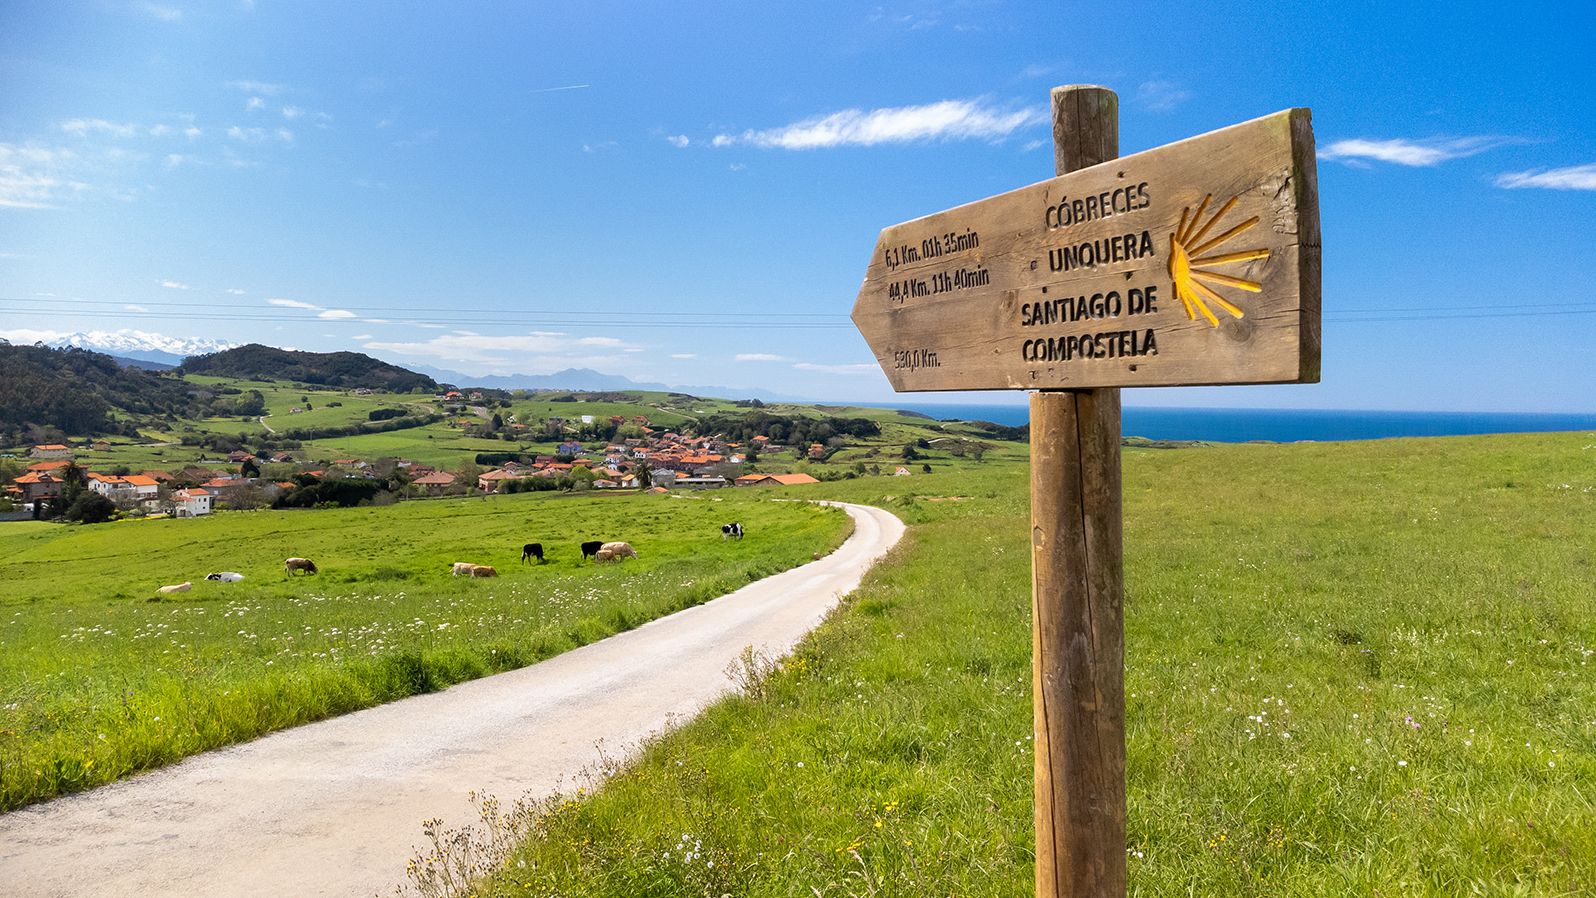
477 469 525 492
30 444 73 459
411 471 458 494
87 473 161 505
894 466 913 476
807 443 827 459
90 440 112 452
122 474 160 501
26 460 70 474
734 473 820 487
172 488 212 517
14 472 64 504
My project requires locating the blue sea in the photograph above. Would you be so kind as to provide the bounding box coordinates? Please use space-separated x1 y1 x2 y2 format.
841 403 1596 443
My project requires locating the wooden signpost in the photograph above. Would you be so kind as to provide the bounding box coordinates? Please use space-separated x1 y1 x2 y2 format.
851 86 1321 898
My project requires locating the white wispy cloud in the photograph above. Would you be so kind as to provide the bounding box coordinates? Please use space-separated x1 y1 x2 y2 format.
227 126 268 142
793 362 880 375
363 331 640 371
352 333 372 341
276 128 294 143
267 298 320 310
670 353 697 359
735 353 786 362
713 98 1045 150
1318 136 1519 167
163 153 188 168
245 97 266 111
0 143 81 209
317 309 357 319
226 288 246 295
124 304 149 312
227 80 284 96
666 135 690 148
61 119 140 138
160 279 190 290
1136 80 1192 112
183 126 202 139
281 106 303 119
531 84 590 93
1495 162 1596 191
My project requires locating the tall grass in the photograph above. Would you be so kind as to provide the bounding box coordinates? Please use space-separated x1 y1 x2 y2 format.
479 432 1595 897
0 490 851 810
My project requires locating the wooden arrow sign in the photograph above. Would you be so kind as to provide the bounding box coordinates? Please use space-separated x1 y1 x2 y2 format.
851 108 1321 392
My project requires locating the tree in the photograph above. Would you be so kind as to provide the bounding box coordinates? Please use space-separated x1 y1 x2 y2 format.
240 458 260 478
62 490 116 524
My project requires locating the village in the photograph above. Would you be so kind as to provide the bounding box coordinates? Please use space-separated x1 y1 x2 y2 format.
1 415 836 521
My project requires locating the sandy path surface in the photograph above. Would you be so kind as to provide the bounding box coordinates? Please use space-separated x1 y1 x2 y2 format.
0 502 904 897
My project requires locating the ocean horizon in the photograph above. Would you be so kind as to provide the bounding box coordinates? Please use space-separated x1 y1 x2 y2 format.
833 402 1596 443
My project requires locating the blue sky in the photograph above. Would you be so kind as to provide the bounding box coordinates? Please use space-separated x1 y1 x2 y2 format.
2 1 1593 411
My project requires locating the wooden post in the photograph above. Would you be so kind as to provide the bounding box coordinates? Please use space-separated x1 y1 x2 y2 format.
1031 85 1126 898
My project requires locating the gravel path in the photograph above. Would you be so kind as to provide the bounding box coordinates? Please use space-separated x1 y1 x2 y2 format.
0 502 904 897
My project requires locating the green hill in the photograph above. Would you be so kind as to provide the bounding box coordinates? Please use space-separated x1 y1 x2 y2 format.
0 343 200 441
180 344 437 393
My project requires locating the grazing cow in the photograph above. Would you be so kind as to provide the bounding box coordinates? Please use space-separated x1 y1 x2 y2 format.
522 543 544 564
721 522 744 540
157 582 192 594
594 548 615 563
599 541 638 561
284 557 318 576
451 562 477 577
204 572 245 583
469 564 498 578
580 540 604 561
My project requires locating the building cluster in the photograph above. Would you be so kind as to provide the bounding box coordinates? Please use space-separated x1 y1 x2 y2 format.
6 422 825 519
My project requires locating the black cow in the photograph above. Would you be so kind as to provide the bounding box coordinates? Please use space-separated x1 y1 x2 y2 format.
522 543 544 564
580 540 604 561
721 522 744 540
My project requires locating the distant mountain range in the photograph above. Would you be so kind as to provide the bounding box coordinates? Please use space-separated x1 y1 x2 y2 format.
411 365 805 403
24 329 802 403
45 330 238 369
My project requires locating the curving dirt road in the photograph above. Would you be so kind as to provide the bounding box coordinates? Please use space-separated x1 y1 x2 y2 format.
0 502 904 897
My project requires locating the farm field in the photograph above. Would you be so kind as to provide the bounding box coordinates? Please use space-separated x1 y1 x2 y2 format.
0 489 852 810
480 431 1595 897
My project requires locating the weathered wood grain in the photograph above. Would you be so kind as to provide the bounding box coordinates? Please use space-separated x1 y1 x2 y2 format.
1031 85 1127 898
852 107 1321 391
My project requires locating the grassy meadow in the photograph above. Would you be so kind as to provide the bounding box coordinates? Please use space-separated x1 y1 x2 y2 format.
0 489 851 810
471 431 1595 897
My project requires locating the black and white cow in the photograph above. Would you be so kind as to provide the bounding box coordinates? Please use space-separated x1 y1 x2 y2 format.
721 522 744 540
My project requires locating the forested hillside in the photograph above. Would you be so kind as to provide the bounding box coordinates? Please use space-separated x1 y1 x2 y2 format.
180 344 437 392
0 343 199 442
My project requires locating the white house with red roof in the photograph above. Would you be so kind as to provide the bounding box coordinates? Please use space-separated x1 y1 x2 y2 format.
172 488 212 517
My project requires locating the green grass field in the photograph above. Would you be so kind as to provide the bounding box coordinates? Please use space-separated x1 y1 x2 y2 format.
0 489 851 810
474 431 1595 897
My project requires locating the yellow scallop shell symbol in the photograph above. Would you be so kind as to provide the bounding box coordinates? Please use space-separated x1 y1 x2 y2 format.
1168 194 1269 327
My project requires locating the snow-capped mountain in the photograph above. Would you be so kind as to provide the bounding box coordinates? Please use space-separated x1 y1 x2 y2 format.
46 330 238 368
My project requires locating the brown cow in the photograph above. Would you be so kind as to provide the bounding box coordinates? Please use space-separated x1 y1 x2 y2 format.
284 557 318 575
